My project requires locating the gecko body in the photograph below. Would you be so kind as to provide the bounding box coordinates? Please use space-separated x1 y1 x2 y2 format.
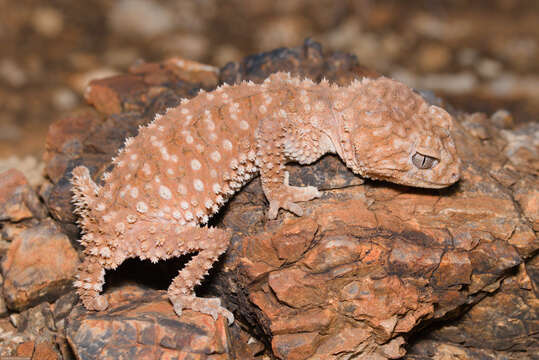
71 72 460 324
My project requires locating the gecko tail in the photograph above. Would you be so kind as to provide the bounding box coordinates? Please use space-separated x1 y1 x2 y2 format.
71 165 101 216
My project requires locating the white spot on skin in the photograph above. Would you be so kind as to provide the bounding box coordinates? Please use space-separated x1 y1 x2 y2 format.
210 151 221 162
130 154 137 161
181 201 189 209
223 140 233 151
173 210 182 219
136 202 148 213
142 163 152 176
185 211 194 220
186 135 194 144
130 187 139 198
210 169 217 178
259 105 267 114
114 223 125 234
239 120 249 130
159 185 172 200
181 108 189 114
205 119 215 131
96 203 106 211
194 179 204 191
191 159 201 170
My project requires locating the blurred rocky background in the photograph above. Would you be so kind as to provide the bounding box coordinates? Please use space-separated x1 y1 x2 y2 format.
1 0 538 164
0 1 538 359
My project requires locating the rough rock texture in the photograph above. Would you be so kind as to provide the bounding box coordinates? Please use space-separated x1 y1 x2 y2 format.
66 285 234 359
1 218 79 311
34 40 539 358
0 168 47 222
1 301 64 358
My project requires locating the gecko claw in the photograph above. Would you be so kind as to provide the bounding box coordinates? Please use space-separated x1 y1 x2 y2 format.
171 296 235 325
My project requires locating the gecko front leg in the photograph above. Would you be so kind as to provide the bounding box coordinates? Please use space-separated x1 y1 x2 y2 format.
256 116 322 219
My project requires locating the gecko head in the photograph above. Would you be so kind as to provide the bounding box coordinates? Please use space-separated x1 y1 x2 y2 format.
345 78 460 189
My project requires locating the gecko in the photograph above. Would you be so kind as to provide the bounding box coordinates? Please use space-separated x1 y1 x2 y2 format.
71 72 460 324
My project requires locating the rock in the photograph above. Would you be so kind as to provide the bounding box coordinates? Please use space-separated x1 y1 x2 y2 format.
16 340 35 357
1 219 79 311
0 169 47 222
0 156 45 187
407 260 539 358
32 341 59 360
108 0 175 38
416 43 452 72
31 7 64 38
66 285 233 359
426 264 538 352
406 339 533 360
2 302 63 359
0 58 27 87
0 274 7 316
41 40 538 359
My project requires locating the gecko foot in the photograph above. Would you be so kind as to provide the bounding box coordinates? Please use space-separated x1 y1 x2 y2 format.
171 295 234 325
267 184 321 219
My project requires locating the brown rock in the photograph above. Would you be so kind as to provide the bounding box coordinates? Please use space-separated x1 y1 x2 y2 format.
41 40 538 359
0 169 47 222
514 177 539 231
33 342 59 360
66 285 233 359
2 219 79 311
408 260 539 358
16 340 35 357
406 339 533 360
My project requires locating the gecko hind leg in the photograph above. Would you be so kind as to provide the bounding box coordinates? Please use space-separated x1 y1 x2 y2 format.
74 255 109 311
167 226 234 324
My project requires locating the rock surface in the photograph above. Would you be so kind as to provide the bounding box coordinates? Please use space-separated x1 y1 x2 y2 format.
3 40 537 358
2 218 79 311
0 168 47 222
66 285 234 360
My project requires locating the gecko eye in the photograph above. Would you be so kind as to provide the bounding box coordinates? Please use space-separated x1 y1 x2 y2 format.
412 152 438 169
